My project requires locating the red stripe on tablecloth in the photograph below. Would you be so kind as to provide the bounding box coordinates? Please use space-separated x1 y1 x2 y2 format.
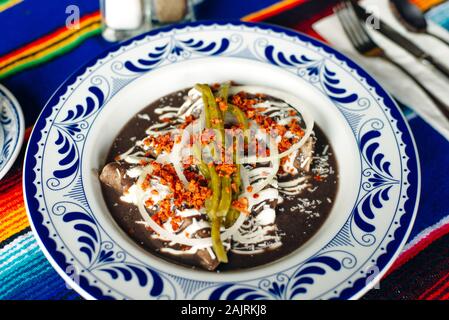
439 284 449 300
419 272 449 300
0 11 100 65
0 168 21 194
383 222 449 278
243 0 308 22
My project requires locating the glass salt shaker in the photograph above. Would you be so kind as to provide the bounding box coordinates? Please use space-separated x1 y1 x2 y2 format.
100 0 197 42
100 0 152 42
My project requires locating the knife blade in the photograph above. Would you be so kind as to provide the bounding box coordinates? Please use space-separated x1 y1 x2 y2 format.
351 1 449 79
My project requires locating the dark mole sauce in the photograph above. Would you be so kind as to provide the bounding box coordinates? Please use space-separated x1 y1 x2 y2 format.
101 88 339 271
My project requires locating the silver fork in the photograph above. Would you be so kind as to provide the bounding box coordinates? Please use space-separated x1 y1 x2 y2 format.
334 0 449 120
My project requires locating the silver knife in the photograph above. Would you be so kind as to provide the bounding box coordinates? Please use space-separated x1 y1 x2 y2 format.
351 1 449 79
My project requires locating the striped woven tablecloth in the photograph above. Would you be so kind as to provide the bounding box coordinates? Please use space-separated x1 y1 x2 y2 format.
1 0 449 300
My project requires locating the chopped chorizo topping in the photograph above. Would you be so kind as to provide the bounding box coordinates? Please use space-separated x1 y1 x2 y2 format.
144 162 212 226
179 115 195 129
232 197 249 215
215 163 237 177
143 133 174 155
216 97 228 111
230 93 306 156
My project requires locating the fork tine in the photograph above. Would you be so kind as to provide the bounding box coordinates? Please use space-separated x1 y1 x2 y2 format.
334 4 352 42
344 0 372 44
334 2 362 52
341 2 366 49
334 0 379 55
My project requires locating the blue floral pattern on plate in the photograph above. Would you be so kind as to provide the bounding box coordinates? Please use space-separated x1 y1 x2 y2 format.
23 21 420 300
0 84 24 180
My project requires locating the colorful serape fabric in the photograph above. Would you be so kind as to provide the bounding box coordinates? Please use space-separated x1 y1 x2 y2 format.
0 0 22 13
1 0 449 300
0 11 101 80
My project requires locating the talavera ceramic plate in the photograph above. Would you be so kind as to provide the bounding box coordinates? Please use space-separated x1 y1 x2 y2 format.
0 84 24 180
23 21 420 300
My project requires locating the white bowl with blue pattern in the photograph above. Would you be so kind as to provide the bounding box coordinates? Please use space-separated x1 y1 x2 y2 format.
23 21 421 300
0 84 24 180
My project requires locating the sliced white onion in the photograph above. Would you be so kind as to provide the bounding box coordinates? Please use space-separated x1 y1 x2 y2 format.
177 87 203 117
116 145 140 161
170 141 189 187
240 136 279 201
136 163 154 186
167 125 192 187
155 153 170 164
229 86 314 163
170 117 211 186
221 211 246 239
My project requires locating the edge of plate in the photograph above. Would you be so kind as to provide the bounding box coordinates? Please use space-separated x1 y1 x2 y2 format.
0 84 25 181
21 79 96 301
312 35 421 299
347 90 421 300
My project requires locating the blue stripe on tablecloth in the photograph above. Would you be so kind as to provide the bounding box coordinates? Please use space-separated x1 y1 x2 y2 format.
0 233 35 260
405 116 449 242
426 1 449 30
0 1 99 56
0 227 32 250
0 231 79 300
